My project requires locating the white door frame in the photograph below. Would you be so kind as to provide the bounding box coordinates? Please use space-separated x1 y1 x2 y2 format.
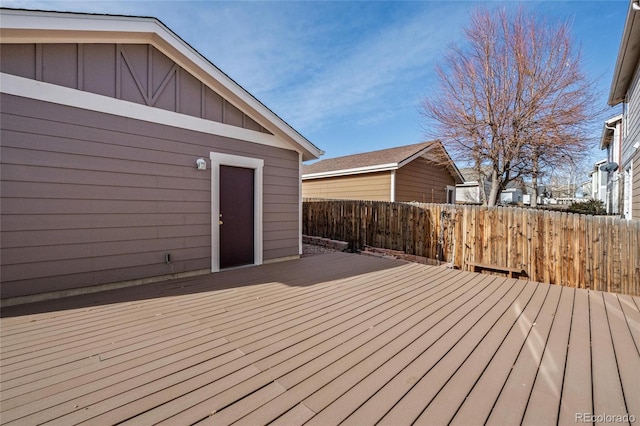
210 152 264 272
446 185 456 204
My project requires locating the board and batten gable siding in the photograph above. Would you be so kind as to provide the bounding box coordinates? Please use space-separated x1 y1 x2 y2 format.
0 94 300 299
395 156 456 203
302 171 392 201
0 43 269 135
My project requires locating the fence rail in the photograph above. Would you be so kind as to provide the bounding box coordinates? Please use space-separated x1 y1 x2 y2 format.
303 200 640 296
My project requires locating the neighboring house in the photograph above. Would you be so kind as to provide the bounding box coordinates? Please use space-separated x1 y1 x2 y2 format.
600 115 624 214
608 0 640 219
455 167 491 204
302 141 463 203
579 180 592 200
0 9 322 301
456 167 527 205
591 159 609 203
456 181 484 204
500 188 523 205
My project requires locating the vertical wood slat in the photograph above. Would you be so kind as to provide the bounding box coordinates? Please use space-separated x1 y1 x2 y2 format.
302 200 639 296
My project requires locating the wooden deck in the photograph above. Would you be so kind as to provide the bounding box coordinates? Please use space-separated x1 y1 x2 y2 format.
1 252 638 425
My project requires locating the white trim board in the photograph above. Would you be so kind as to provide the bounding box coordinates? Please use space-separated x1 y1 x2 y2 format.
210 152 264 273
1 72 291 152
302 163 398 180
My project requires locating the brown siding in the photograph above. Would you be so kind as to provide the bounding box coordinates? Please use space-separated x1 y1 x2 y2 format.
302 172 391 201
0 43 270 134
0 94 300 298
395 157 456 203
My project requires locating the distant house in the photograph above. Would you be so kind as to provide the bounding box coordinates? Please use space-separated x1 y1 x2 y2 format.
591 159 609 203
607 0 640 219
0 9 322 301
500 188 523 205
302 141 463 203
600 115 623 214
456 167 527 205
455 168 491 204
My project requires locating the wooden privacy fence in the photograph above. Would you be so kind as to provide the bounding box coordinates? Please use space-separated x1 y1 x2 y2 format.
303 200 640 296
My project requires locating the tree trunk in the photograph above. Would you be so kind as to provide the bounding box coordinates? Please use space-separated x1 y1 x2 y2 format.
487 169 500 206
530 175 538 208
530 158 539 208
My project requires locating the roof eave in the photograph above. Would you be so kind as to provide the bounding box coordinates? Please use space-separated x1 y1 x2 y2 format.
600 128 614 150
302 163 399 180
608 2 640 106
599 114 623 149
419 141 465 184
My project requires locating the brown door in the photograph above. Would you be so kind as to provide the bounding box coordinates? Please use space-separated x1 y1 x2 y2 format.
219 165 254 269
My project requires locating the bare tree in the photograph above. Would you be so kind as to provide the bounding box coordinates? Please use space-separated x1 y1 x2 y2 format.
422 6 600 206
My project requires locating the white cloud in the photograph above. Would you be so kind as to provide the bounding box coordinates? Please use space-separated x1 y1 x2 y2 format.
250 3 470 133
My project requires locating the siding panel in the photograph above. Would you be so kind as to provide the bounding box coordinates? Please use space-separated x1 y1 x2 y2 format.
0 94 300 298
41 44 78 89
0 163 208 190
0 43 36 79
626 64 640 219
395 157 456 203
179 68 202 117
83 44 117 97
302 172 391 201
633 152 640 219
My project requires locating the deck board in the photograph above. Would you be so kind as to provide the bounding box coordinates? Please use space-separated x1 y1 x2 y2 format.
157 268 475 425
1 251 639 426
521 286 574 426
450 282 550 425
352 276 511 426
408 278 529 426
261 274 500 426
589 291 628 425
486 283 563 425
558 287 593 425
602 292 640 420
406 278 539 426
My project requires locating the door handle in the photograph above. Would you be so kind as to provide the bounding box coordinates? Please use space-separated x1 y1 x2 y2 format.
219 220 224 225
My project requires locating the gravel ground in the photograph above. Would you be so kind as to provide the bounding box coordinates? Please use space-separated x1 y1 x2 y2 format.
302 243 337 256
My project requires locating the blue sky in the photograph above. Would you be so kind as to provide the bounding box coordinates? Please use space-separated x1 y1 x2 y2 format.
2 0 630 166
